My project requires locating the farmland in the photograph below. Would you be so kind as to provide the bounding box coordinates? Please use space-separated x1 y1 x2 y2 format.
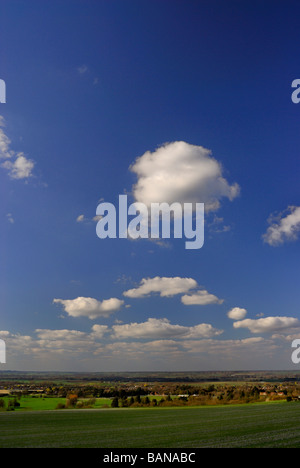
1 370 300 448
1 401 300 447
0 395 113 411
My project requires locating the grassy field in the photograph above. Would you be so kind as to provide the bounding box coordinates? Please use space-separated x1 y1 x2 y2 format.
0 396 112 411
1 401 300 448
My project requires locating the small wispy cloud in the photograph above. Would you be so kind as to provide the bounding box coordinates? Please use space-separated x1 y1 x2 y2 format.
77 65 99 86
76 213 102 223
208 215 232 234
76 214 85 223
0 116 35 180
6 213 14 224
77 64 88 75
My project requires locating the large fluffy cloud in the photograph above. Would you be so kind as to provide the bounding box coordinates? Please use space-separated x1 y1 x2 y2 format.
123 276 197 298
233 316 300 334
123 276 223 306
111 318 223 340
263 206 300 246
53 296 124 319
130 141 240 212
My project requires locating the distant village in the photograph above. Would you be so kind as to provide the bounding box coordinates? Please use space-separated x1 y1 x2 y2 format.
1 375 300 408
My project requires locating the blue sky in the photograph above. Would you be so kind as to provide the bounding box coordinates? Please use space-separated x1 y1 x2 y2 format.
0 0 300 371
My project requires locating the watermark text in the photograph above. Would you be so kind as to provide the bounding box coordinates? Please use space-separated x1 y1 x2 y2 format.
291 339 300 364
0 79 6 103
291 79 300 104
0 339 5 364
96 195 204 249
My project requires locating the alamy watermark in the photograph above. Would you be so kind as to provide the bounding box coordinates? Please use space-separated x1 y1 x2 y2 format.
0 80 5 363
291 79 300 104
0 339 5 364
96 195 204 249
0 79 6 103
291 339 300 364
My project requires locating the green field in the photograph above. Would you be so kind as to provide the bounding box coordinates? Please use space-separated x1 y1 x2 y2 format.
1 402 300 448
0 396 112 411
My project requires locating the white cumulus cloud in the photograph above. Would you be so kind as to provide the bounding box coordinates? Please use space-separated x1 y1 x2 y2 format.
227 307 247 320
233 316 300 334
111 317 223 340
263 206 300 246
91 324 109 338
181 290 224 305
2 153 35 179
53 296 124 319
130 141 240 212
123 276 198 298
